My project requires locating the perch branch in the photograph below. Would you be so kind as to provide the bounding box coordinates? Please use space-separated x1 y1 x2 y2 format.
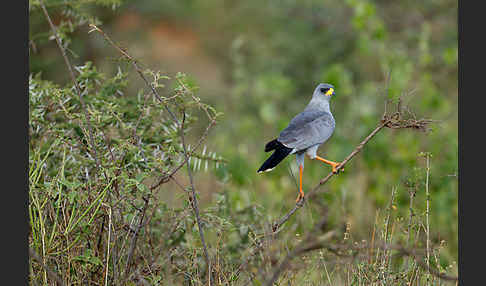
272 117 392 233
272 97 434 233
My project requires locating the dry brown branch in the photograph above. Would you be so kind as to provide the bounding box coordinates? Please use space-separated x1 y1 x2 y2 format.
271 118 391 233
88 24 179 124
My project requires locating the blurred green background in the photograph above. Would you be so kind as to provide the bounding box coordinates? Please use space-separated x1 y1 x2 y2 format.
30 0 457 272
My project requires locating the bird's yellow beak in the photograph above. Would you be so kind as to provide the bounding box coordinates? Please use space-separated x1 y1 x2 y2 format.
325 88 334 97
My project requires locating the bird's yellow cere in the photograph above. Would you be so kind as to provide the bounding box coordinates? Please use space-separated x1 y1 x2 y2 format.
325 88 334 96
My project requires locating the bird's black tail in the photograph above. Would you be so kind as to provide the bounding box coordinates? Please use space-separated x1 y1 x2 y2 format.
264 139 280 152
257 140 293 173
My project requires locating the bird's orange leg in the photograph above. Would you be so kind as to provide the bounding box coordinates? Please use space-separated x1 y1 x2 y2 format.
295 164 304 202
315 155 343 173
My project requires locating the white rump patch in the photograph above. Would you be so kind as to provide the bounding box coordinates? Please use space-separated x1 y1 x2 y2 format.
258 167 274 174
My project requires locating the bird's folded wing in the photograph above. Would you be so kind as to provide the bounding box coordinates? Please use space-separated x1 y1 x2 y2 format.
277 110 335 151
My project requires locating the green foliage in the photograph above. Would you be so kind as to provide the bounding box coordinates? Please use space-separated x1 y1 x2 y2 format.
29 0 457 284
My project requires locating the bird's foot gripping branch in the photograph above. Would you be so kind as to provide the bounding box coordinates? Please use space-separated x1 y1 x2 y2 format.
272 94 434 234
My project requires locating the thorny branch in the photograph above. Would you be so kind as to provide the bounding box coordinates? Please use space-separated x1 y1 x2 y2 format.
39 0 101 170
88 24 216 282
88 24 179 124
88 23 218 191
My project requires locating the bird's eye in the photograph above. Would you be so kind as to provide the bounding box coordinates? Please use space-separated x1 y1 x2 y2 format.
320 88 328 93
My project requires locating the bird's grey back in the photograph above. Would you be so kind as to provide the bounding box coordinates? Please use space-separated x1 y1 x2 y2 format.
278 110 335 151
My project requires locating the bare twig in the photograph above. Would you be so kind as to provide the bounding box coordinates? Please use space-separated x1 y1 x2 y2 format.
88 24 179 124
29 247 66 286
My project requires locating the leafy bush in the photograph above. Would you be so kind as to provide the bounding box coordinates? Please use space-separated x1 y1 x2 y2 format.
29 0 457 285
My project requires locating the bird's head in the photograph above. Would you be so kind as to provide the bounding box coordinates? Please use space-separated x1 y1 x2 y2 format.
312 83 335 101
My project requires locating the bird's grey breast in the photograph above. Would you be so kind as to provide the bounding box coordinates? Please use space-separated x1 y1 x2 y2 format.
277 110 335 151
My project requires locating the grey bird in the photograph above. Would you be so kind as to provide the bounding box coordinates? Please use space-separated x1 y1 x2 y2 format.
257 83 342 202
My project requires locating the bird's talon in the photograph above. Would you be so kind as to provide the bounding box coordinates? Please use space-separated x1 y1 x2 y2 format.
332 163 344 174
295 194 305 203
